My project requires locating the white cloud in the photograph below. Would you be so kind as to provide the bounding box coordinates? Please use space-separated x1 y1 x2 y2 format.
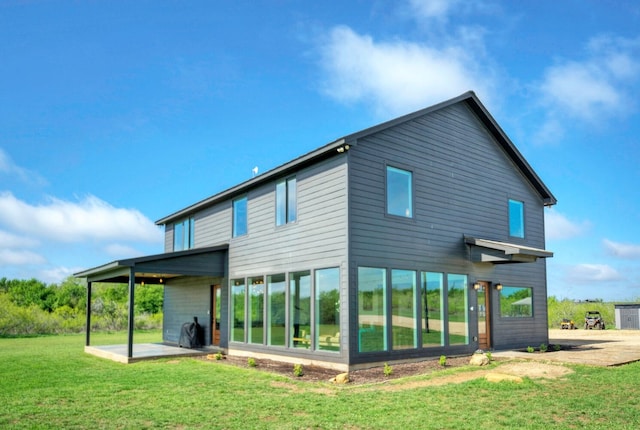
603 239 640 259
318 25 494 116
0 249 47 266
565 263 623 283
539 35 640 123
38 266 84 284
544 209 591 240
0 148 48 186
0 230 39 248
0 192 163 244
408 0 460 20
104 243 145 258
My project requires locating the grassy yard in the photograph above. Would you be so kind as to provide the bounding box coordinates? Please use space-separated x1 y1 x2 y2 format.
1 332 640 429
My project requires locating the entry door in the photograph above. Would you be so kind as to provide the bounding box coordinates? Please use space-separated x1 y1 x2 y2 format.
477 282 491 350
211 285 221 346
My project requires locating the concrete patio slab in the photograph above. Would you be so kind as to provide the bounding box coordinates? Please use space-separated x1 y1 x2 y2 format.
85 343 213 364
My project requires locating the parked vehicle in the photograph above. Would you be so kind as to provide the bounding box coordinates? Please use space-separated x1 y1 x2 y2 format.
584 311 605 330
561 318 575 329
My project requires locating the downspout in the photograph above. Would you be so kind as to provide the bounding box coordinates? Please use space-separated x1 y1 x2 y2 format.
85 281 92 346
127 267 136 359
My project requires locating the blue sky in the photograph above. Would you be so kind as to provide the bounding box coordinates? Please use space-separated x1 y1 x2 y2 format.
1 0 639 301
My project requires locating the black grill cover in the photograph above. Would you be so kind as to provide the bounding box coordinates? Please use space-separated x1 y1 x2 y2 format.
179 316 203 348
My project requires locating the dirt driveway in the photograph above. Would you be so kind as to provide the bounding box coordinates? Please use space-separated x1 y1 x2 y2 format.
492 329 640 366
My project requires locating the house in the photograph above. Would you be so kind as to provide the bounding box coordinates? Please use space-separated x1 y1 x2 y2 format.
77 91 556 370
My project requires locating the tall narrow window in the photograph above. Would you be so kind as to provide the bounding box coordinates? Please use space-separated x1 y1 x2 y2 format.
173 217 195 251
248 276 265 344
267 274 286 347
315 268 340 353
447 274 469 346
289 271 311 349
421 272 444 347
230 278 246 342
391 269 417 350
386 166 413 218
276 177 297 226
357 267 387 353
509 199 524 238
233 196 247 237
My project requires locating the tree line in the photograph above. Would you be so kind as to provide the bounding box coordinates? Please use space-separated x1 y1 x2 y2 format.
0 277 163 337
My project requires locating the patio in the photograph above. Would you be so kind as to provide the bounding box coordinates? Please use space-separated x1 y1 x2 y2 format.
85 343 216 364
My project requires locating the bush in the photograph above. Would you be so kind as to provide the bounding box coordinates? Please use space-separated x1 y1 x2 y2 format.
539 343 548 353
527 346 535 353
439 355 447 367
293 363 304 377
247 357 257 367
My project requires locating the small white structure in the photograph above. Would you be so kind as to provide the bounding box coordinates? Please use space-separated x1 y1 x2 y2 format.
615 304 640 330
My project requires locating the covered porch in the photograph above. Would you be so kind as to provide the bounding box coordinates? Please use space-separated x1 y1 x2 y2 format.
75 245 228 363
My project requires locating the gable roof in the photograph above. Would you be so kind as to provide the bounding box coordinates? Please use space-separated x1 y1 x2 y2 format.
157 91 556 225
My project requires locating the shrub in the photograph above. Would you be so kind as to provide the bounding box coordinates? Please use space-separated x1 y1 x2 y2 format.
439 355 447 367
247 357 257 367
553 344 561 351
383 362 393 377
527 346 535 353
486 351 492 362
293 363 304 377
539 343 548 353
215 352 223 360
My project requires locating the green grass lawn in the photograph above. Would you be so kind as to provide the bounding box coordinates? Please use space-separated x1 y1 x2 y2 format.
1 332 640 429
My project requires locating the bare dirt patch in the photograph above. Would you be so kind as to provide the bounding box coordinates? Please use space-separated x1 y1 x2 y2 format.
203 355 572 387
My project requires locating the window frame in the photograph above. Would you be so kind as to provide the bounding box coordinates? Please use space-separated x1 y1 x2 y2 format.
276 176 297 226
232 196 248 237
173 217 195 251
386 165 414 219
508 198 525 238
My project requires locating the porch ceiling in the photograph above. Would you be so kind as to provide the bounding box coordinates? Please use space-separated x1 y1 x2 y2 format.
464 236 553 264
74 245 228 283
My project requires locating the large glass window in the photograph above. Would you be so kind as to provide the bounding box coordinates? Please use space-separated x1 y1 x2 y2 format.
267 273 286 347
499 286 533 318
289 271 311 349
421 272 444 347
248 277 264 344
276 177 297 226
386 166 413 218
233 197 247 237
447 274 469 345
230 278 246 342
509 199 524 238
173 217 194 251
315 268 340 353
391 270 417 350
358 267 387 353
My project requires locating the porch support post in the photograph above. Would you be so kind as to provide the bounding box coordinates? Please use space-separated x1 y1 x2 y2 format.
127 267 136 359
85 281 92 346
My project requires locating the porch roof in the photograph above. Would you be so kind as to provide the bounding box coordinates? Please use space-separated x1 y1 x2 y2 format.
465 236 553 264
74 244 228 284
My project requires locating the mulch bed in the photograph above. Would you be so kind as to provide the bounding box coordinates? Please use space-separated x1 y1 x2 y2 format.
203 354 472 384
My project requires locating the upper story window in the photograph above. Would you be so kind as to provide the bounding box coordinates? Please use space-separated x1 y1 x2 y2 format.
386 166 413 218
508 199 524 238
233 196 248 237
276 177 297 226
173 217 194 251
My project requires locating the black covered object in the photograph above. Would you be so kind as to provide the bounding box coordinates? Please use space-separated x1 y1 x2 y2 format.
179 316 204 348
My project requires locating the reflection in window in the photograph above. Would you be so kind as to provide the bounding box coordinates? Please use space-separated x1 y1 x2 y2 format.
392 269 417 350
230 278 245 342
358 267 387 353
447 274 469 345
289 271 311 349
421 272 444 347
509 199 524 238
499 286 533 317
386 166 413 218
267 274 286 347
315 268 340 353
248 276 264 344
173 217 194 251
276 177 297 226
233 197 248 237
